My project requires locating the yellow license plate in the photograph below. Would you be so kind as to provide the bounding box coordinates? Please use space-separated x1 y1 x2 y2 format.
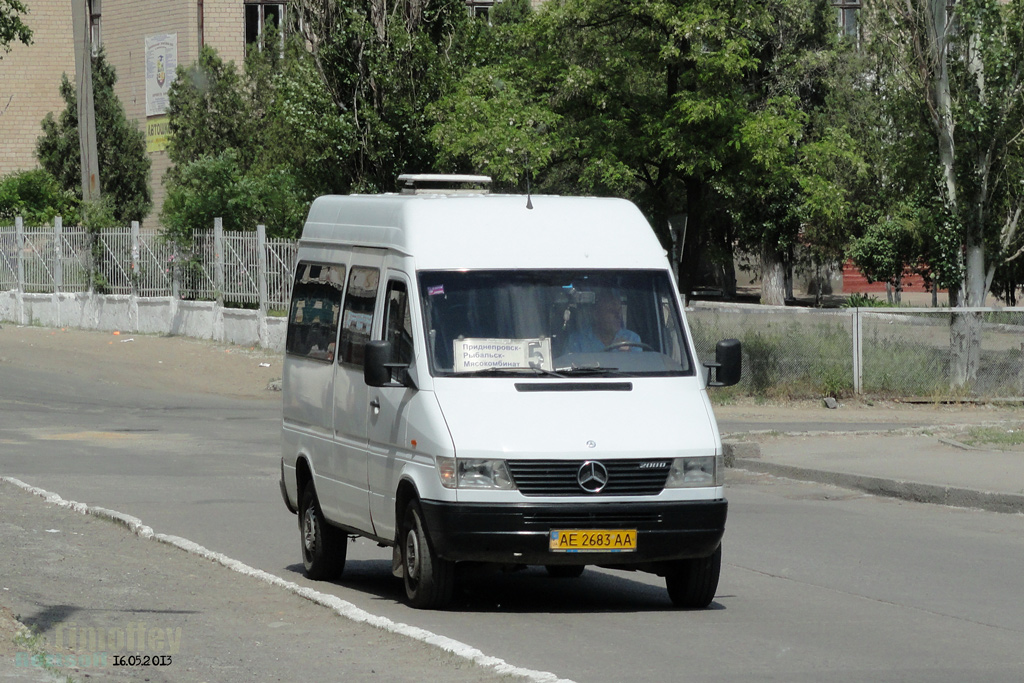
549 529 637 553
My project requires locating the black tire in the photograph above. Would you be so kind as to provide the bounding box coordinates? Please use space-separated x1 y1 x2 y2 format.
401 499 456 609
299 484 347 581
665 545 721 609
545 565 586 578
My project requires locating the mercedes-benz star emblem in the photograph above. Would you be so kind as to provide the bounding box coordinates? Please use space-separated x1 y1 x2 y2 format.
577 461 609 493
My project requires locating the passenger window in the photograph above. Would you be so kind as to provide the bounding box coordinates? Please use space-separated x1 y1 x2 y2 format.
286 263 345 362
339 266 380 366
384 281 414 365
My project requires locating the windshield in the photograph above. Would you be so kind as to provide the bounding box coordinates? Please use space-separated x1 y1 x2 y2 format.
417 270 694 377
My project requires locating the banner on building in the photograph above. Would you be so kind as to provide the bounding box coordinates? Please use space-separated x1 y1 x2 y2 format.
145 33 178 117
146 115 171 153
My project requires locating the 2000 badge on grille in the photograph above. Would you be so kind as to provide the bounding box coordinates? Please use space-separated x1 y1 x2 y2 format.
549 529 638 552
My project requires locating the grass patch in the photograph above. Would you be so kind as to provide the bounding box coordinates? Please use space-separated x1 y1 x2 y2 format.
961 425 1024 449
12 623 76 682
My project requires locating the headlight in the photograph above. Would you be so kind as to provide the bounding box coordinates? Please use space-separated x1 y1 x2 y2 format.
665 455 723 488
435 457 516 490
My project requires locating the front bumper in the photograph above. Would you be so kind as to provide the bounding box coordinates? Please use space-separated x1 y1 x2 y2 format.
419 499 726 566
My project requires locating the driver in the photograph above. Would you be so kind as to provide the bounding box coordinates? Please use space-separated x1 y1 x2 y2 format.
564 288 642 353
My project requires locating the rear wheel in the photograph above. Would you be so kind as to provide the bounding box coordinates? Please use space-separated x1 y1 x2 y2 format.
545 565 586 578
401 499 455 609
299 484 347 580
665 545 721 609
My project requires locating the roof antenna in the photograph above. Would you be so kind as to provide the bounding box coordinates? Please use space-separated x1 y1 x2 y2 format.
524 153 534 210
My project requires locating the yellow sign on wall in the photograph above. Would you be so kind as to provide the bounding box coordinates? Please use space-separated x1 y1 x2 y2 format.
146 115 170 153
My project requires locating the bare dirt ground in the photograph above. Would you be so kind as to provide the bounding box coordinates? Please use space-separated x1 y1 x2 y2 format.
0 324 282 399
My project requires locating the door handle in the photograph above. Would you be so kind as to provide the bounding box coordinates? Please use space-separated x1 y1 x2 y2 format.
370 398 381 413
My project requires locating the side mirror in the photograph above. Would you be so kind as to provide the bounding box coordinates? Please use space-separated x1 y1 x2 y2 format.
365 341 395 387
364 340 417 389
705 338 741 388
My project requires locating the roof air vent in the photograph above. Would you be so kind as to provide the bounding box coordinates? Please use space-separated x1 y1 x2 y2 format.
397 174 492 195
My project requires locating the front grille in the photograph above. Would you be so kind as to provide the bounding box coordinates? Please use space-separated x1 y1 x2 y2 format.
506 459 671 496
523 510 664 526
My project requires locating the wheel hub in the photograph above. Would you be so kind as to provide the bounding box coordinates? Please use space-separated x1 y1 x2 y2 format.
303 509 317 554
405 528 421 581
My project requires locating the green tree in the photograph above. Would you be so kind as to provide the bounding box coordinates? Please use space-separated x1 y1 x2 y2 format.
433 0 855 305
165 46 251 169
290 0 472 192
0 169 79 225
434 0 761 296
35 49 152 224
160 150 306 244
865 0 1024 385
429 2 561 185
0 0 32 58
720 0 860 305
162 40 319 239
847 213 923 304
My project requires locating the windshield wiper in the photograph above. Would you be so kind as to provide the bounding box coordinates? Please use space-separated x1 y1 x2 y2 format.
554 365 622 375
458 364 569 378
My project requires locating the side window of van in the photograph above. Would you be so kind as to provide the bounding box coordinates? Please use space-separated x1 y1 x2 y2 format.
339 266 380 366
384 280 414 365
286 263 346 362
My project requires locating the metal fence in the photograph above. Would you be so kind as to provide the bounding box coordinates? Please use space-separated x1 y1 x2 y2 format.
688 303 1024 400
5 219 1023 399
0 217 297 311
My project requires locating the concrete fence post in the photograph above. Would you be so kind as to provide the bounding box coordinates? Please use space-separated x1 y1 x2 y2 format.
15 216 25 295
171 240 181 299
257 224 268 316
852 307 863 394
214 217 224 307
131 220 140 295
54 217 63 294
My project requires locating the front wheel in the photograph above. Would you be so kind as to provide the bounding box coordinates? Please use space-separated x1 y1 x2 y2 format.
299 484 347 580
401 499 456 609
665 545 721 609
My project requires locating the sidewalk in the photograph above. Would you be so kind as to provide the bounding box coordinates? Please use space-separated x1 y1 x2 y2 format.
716 399 1024 514
0 480 541 683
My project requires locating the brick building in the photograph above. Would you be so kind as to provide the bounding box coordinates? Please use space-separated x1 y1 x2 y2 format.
1 0 286 225
0 0 549 227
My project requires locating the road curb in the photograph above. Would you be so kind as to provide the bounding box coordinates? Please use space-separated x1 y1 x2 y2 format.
0 477 575 683
722 440 761 467
732 458 1024 515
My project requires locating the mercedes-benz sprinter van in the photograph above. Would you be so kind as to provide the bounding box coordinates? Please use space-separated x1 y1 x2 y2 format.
280 174 741 609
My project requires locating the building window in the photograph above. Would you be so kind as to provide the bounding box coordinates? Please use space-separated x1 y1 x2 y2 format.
833 0 860 39
466 0 498 20
245 1 286 52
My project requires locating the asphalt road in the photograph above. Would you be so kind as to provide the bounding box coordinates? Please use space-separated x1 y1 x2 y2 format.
3 362 1024 681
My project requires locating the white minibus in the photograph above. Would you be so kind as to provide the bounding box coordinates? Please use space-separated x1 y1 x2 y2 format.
280 174 741 609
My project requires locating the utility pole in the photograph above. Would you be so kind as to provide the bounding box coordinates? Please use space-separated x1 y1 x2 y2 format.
72 0 101 202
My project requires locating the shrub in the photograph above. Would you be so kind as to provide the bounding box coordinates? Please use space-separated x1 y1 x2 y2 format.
0 169 80 225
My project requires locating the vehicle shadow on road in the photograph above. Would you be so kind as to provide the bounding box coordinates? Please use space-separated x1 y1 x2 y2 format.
283 560 727 614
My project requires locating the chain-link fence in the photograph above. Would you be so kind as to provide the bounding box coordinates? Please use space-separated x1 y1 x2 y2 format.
688 303 1024 400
